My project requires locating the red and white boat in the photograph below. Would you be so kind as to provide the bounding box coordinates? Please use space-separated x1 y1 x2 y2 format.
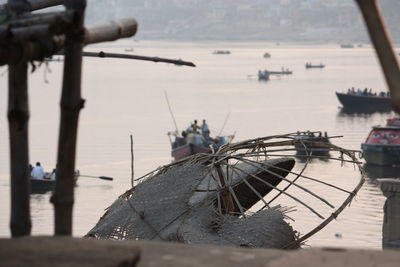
169 132 234 161
361 118 400 166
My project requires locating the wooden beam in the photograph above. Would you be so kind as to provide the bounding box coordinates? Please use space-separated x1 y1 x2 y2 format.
84 19 137 44
51 0 86 236
28 0 63 11
355 0 400 113
0 18 138 66
0 10 75 41
1 0 63 12
7 0 31 238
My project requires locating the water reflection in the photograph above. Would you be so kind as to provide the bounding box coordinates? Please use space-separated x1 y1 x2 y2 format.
337 107 392 117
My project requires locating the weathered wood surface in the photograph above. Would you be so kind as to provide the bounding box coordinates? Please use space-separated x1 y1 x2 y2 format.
1 0 63 12
52 0 86 236
1 237 400 267
0 18 138 66
8 61 31 237
84 19 137 44
0 11 75 41
0 237 140 267
7 0 31 238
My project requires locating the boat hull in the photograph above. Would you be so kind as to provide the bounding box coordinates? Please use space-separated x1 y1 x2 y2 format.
31 179 55 193
361 143 400 166
171 144 210 161
336 92 391 111
294 137 331 156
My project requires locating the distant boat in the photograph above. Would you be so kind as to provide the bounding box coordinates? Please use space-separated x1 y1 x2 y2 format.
31 178 55 193
263 52 271 58
124 48 134 52
213 50 231 55
31 170 80 193
266 69 292 75
258 68 293 81
258 70 270 81
305 63 325 69
170 128 234 161
293 131 331 156
362 118 400 166
340 43 354 48
336 91 392 112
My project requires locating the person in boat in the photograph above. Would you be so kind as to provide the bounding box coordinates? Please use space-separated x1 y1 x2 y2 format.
201 119 210 139
31 162 45 180
187 132 206 147
49 168 56 180
172 131 187 149
186 120 200 134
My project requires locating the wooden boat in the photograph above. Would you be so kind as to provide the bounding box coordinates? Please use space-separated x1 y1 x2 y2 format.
361 118 400 166
31 178 55 193
258 68 292 81
171 135 233 161
340 43 354 48
336 92 392 111
267 69 293 75
258 70 270 81
171 143 211 161
294 131 331 156
213 50 231 55
31 171 80 193
305 63 325 69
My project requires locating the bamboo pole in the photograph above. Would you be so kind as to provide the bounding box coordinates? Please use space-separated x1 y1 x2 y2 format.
130 134 134 188
84 19 137 44
355 0 400 113
0 18 138 66
82 51 196 67
28 0 63 11
51 0 86 236
7 0 31 237
215 164 234 214
1 0 63 12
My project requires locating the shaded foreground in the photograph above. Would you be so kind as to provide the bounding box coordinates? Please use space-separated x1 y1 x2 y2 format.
1 237 399 267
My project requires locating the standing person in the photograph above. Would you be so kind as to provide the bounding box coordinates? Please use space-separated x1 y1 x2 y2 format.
201 119 210 139
31 162 45 180
192 120 200 133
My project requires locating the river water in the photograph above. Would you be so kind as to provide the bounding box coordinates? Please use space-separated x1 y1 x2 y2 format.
0 40 398 249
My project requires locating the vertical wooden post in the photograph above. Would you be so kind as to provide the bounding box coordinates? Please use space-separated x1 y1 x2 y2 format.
216 164 234 214
7 0 31 238
51 0 86 236
8 62 31 237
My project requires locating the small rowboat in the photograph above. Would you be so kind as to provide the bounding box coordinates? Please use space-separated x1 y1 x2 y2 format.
30 170 80 193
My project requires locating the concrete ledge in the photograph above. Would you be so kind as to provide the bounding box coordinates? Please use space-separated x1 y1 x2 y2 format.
1 237 400 267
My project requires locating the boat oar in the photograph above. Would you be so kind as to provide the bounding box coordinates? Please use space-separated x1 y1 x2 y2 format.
79 175 113 181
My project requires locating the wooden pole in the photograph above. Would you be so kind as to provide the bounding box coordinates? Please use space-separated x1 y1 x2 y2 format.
7 0 31 237
28 0 63 11
130 134 134 188
355 0 400 113
1 0 63 11
215 164 234 214
51 0 86 236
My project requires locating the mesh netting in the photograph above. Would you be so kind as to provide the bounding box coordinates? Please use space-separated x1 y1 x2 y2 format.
86 132 365 249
